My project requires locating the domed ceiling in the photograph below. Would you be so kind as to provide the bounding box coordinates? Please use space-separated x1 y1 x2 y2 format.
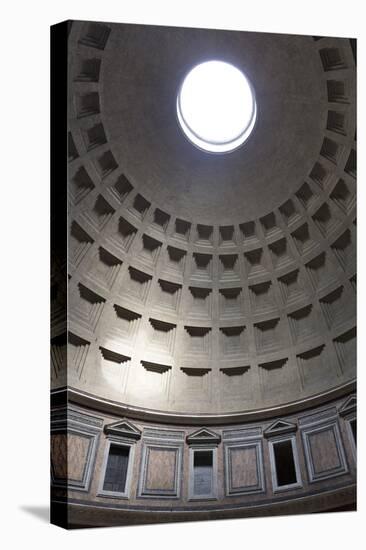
83 25 329 223
59 21 356 420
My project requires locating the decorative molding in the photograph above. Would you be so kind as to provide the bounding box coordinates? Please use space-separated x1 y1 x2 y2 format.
99 347 130 364
70 284 106 334
68 332 90 379
110 174 133 203
186 427 221 446
299 406 338 427
264 419 297 438
104 419 141 440
142 428 185 442
64 381 356 426
61 482 356 527
174 218 191 241
344 414 357 461
339 394 356 417
220 365 250 377
223 427 262 441
140 360 171 374
68 407 104 430
69 221 94 269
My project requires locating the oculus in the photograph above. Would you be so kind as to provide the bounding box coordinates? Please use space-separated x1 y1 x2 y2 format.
177 60 256 153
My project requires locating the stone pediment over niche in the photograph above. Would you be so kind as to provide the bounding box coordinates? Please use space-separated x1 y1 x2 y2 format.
263 419 297 438
104 419 142 440
339 394 356 417
186 427 221 445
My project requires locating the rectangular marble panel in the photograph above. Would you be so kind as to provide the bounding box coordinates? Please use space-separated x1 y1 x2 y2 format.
51 408 102 492
51 433 67 481
302 421 348 482
309 429 341 474
68 433 91 482
224 441 265 495
138 442 183 498
231 447 258 488
145 448 177 491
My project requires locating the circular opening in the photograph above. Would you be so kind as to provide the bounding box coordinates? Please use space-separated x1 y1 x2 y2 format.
177 60 257 153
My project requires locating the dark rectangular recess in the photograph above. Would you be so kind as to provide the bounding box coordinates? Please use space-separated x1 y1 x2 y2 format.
273 440 297 487
350 419 357 446
103 445 130 493
193 450 213 496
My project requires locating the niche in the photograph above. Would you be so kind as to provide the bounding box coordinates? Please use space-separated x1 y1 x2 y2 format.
193 450 213 497
102 445 130 494
271 439 299 489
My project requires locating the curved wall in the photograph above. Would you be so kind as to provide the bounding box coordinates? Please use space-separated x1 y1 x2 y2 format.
51 392 356 527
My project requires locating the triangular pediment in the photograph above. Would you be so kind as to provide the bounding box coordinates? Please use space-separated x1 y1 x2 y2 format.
186 427 221 445
339 394 356 417
264 419 297 438
104 419 141 440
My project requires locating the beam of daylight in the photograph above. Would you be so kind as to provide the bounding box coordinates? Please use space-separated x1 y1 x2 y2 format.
177 60 256 153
